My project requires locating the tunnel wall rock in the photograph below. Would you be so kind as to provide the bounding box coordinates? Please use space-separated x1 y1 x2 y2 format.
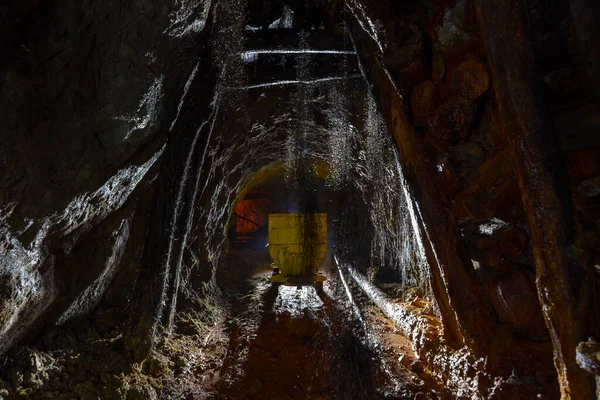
0 0 213 355
347 0 599 397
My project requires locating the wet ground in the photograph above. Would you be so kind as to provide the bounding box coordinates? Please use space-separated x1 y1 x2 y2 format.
210 248 450 399
0 248 450 399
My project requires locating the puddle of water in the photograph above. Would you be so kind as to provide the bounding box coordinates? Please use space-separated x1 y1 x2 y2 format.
273 285 324 317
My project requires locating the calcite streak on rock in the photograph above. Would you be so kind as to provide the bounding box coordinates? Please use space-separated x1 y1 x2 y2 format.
117 76 166 142
0 213 57 355
0 147 164 354
344 262 502 399
166 0 212 37
57 216 133 325
170 63 201 132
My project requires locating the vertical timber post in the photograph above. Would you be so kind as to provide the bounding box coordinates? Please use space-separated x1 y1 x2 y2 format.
475 0 596 397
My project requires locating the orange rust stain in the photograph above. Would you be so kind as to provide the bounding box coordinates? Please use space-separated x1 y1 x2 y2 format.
234 194 272 233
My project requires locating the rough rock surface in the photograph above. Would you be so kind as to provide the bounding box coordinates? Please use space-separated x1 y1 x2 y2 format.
0 0 210 355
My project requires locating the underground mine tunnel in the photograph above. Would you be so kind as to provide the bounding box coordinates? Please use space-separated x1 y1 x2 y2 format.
1 0 600 398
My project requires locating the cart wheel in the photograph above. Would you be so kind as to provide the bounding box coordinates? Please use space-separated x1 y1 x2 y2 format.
315 281 324 293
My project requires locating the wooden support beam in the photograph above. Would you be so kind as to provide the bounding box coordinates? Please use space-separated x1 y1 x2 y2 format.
238 52 360 89
347 14 494 354
244 29 352 53
474 1 596 398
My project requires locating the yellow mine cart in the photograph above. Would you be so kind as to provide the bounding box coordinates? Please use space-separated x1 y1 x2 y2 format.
268 213 327 291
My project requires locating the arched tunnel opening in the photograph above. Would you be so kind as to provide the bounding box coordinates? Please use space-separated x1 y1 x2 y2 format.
215 152 439 398
1 0 600 399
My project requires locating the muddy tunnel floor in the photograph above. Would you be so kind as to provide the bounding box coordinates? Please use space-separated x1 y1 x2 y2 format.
211 249 450 400
0 248 450 399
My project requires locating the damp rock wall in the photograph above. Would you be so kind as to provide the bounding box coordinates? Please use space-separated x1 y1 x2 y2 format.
0 0 214 354
347 0 600 397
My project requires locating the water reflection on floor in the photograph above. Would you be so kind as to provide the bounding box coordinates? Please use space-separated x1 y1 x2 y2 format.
273 285 324 317
215 249 449 399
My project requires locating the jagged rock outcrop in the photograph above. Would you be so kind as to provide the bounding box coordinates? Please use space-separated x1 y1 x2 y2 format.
0 0 213 354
